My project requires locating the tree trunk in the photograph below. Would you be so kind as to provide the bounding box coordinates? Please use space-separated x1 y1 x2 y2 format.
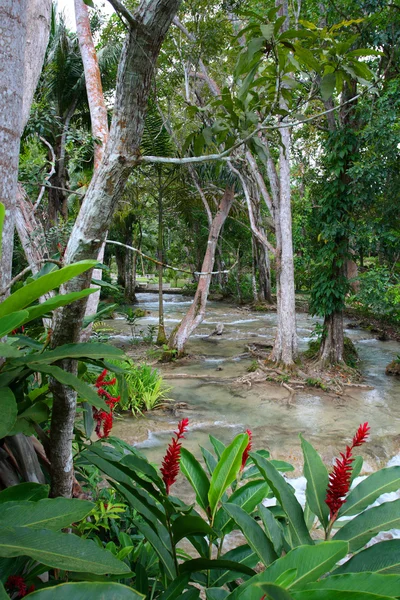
169 186 235 354
157 178 167 344
116 250 126 287
319 311 344 365
0 0 27 300
49 0 181 497
270 108 297 366
75 0 109 330
124 245 137 303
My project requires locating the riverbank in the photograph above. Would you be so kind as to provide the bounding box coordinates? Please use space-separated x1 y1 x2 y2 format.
108 292 400 477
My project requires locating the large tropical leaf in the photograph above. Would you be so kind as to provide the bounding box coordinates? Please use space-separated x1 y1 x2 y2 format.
209 433 248 518
299 572 400 596
0 387 17 438
0 526 130 574
223 503 277 566
0 498 93 531
226 541 349 600
0 261 97 318
210 545 259 587
250 452 312 547
338 467 400 518
214 479 270 535
334 499 400 552
10 342 124 366
300 434 329 529
0 483 49 504
24 288 97 324
335 539 400 574
25 582 144 599
0 311 29 337
180 447 210 513
30 363 108 409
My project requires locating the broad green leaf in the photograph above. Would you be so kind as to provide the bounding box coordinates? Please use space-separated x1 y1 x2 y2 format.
133 519 176 580
300 573 400 596
0 311 29 337
257 583 295 600
25 582 144 599
116 482 167 525
226 541 348 600
0 498 93 531
339 467 400 517
258 504 284 556
0 387 17 438
207 590 229 600
0 483 49 504
11 342 124 366
0 343 22 357
250 452 313 547
209 435 226 459
334 499 400 552
320 73 336 101
294 45 320 72
335 539 400 575
201 446 218 475
180 447 210 513
0 261 97 318
158 574 190 600
31 363 108 409
292 591 393 600
172 515 214 543
347 48 383 58
209 433 248 518
179 558 255 578
260 23 274 41
0 581 7 600
211 545 258 587
0 526 130 574
223 503 277 566
300 434 329 528
24 288 96 324
82 0 95 6
121 452 165 490
214 479 270 534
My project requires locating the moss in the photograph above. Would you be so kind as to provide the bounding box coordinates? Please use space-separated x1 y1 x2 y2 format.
344 337 358 368
303 339 320 360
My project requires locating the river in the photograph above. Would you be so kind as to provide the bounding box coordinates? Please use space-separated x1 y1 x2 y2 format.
108 293 400 475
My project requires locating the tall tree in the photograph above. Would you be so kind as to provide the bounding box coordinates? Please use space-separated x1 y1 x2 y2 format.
0 1 27 299
49 0 182 498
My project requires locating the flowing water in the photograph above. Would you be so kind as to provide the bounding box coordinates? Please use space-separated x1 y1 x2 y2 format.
109 293 400 475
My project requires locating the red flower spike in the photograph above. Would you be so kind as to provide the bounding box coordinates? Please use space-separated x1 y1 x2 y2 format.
241 429 252 472
160 418 189 494
326 423 370 519
92 370 120 439
6 575 29 598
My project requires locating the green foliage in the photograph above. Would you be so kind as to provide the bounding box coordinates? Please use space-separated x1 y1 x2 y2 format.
310 129 358 319
66 427 400 598
350 267 400 323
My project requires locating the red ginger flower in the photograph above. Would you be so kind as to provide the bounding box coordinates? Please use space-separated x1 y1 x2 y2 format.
6 575 34 598
160 418 189 494
326 422 370 519
92 370 120 439
240 429 252 472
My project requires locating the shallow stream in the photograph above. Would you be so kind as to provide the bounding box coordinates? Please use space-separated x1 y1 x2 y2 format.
108 293 400 475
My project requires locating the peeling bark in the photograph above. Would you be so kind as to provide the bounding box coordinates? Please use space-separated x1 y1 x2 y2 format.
49 0 182 497
169 186 235 354
0 0 27 299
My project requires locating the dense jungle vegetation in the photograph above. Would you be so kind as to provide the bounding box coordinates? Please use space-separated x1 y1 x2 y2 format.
0 0 399 597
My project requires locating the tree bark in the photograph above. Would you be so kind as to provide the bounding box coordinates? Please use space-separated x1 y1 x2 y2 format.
319 311 344 365
75 0 110 328
157 175 167 344
49 0 182 497
169 186 235 354
0 0 27 299
270 114 298 365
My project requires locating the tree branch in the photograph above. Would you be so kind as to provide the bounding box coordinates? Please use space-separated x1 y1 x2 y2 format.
32 136 56 213
106 0 136 27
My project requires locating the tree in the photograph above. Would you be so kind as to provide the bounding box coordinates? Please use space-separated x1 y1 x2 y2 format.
49 0 182 498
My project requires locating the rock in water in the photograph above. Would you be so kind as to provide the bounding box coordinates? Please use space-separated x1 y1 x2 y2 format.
211 323 224 336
